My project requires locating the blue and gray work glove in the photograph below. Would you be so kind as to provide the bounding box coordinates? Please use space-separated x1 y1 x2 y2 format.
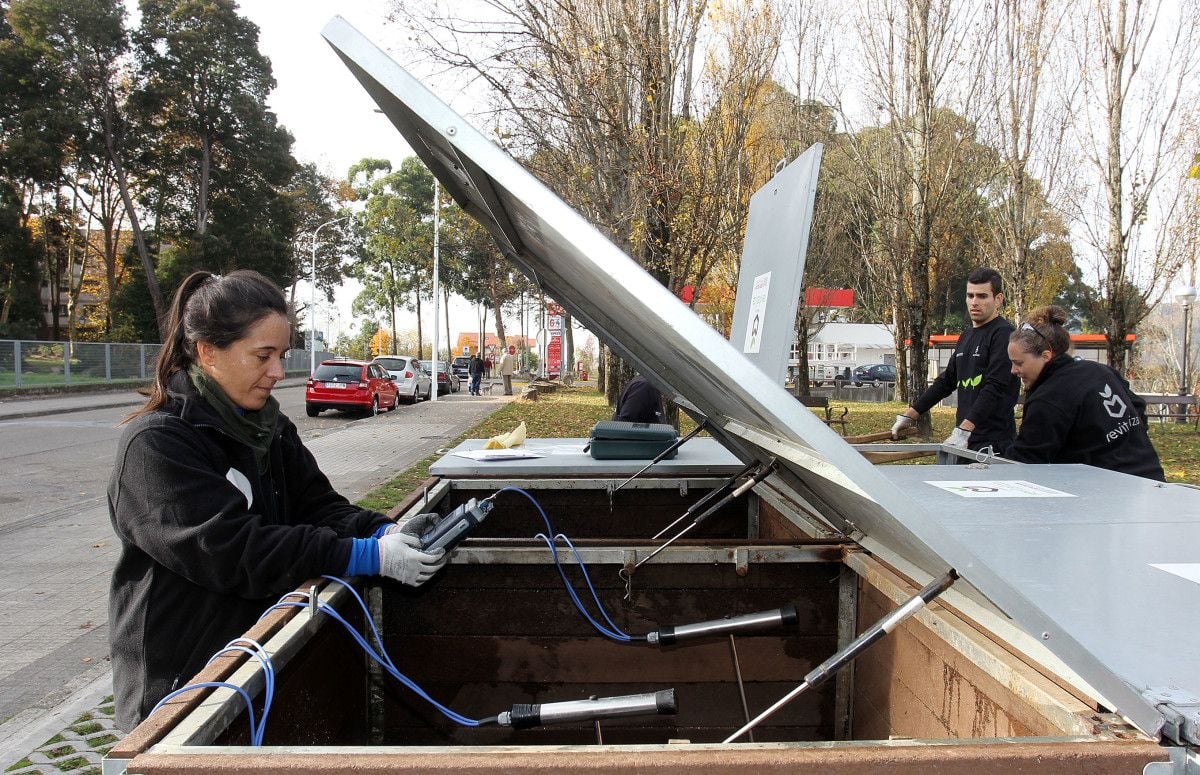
377 532 447 586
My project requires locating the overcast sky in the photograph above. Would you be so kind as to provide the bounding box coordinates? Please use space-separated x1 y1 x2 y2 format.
238 2 416 179
222 2 536 350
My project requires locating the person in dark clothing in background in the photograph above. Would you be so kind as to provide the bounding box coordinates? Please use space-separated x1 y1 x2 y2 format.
1001 305 1164 480
108 271 447 731
891 267 1019 452
468 351 485 395
613 375 664 424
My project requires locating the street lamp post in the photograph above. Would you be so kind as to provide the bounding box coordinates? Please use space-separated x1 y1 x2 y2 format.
1177 287 1198 424
310 216 350 375
431 180 440 403
1176 285 1195 410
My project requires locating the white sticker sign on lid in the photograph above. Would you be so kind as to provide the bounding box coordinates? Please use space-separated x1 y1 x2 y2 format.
742 272 770 354
923 480 1076 498
1151 564 1200 586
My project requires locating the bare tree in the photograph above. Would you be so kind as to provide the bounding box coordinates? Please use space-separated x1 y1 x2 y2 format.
979 0 1074 321
845 0 988 405
391 0 780 404
1069 0 1200 370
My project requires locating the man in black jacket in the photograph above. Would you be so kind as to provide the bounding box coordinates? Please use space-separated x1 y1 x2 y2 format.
613 375 664 424
468 351 485 395
891 267 1020 452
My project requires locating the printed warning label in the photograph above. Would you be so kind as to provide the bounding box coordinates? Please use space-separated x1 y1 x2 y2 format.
923 480 1076 498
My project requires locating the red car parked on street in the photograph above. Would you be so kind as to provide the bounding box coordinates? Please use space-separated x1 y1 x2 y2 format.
305 359 398 417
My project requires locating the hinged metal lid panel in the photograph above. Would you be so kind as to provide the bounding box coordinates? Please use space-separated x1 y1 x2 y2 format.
322 16 1200 744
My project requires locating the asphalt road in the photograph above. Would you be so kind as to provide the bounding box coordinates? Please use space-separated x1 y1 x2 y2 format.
0 382 471 531
0 380 503 728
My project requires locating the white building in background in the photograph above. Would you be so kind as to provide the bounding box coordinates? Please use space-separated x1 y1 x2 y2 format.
788 322 895 383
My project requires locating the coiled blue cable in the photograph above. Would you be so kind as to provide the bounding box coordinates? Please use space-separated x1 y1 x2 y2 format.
149 681 257 743
148 637 276 745
204 638 274 745
496 486 636 642
264 576 482 727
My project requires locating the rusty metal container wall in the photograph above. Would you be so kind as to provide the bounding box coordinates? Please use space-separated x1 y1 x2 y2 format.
376 560 842 745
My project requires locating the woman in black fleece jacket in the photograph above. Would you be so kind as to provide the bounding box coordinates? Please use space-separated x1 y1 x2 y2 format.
1002 305 1164 481
108 271 446 731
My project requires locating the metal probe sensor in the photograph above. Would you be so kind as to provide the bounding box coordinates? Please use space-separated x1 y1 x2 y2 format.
496 689 677 729
645 603 799 645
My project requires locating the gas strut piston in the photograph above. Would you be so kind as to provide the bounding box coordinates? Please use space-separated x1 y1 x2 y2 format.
722 569 958 743
629 460 777 574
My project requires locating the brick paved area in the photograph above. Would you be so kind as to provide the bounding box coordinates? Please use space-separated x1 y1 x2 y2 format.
4 696 116 775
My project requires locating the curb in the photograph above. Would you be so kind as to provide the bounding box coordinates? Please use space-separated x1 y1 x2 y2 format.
0 378 310 422
0 396 146 422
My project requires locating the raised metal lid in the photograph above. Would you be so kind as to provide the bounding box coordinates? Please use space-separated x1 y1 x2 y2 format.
323 15 1200 744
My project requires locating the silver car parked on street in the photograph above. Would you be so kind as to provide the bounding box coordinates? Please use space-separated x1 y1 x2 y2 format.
372 355 433 403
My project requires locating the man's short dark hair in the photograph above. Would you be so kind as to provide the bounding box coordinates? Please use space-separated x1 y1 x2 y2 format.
967 267 1003 296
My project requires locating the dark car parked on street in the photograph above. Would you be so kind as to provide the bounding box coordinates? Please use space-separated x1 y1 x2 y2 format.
451 355 472 382
852 363 897 386
305 359 398 417
421 359 461 395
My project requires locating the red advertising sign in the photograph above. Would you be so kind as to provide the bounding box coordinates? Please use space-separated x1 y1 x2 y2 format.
804 288 855 308
547 332 562 376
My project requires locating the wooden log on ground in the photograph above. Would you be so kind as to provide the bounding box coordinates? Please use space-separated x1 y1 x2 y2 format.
859 450 935 464
843 427 918 444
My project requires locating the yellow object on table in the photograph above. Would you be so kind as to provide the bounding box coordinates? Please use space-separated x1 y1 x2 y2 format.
483 421 527 449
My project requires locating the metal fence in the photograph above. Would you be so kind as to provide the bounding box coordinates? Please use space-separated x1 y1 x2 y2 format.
805 382 897 403
0 339 328 389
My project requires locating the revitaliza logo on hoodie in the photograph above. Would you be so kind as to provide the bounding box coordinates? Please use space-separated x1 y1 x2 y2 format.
957 374 982 389
1099 384 1127 419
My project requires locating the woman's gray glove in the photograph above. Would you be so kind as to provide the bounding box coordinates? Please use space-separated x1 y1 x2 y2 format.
943 426 971 449
399 511 442 538
377 532 447 586
380 512 442 538
890 414 916 439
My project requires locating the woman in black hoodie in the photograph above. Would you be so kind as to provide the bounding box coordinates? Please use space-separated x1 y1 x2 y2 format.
1002 305 1164 480
108 270 447 730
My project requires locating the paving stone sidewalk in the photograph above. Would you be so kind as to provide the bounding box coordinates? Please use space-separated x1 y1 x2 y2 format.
4 696 117 775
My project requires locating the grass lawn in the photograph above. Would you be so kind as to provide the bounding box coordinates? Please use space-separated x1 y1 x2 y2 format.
356 386 1198 510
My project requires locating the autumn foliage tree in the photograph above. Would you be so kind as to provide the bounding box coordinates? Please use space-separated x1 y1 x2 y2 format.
392 0 782 403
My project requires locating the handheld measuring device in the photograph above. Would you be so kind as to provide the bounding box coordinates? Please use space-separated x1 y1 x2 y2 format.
419 498 494 552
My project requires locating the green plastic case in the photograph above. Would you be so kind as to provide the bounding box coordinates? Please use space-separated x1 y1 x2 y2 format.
588 421 679 460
